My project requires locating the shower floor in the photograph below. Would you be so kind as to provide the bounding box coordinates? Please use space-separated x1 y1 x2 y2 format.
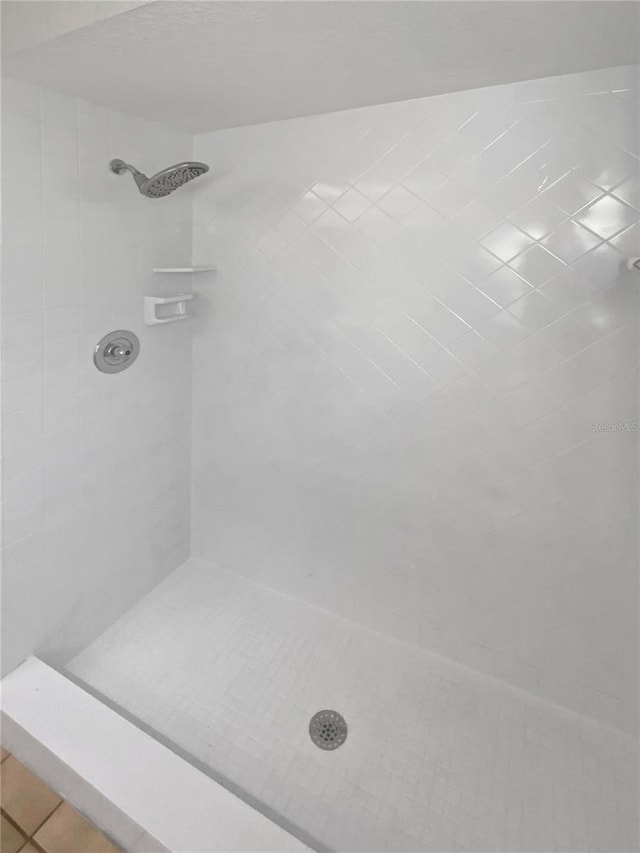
67 558 637 853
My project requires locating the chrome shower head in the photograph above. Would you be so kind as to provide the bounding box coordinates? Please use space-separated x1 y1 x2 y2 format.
109 158 209 198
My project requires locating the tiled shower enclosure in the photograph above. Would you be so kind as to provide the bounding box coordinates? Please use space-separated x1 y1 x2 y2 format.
1 11 638 850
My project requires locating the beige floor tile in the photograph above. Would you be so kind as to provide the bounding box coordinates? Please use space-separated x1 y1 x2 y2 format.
1 746 10 762
0 756 62 836
17 845 40 853
0 814 27 853
34 803 119 853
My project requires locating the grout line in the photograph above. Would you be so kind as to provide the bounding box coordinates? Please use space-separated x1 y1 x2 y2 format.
1 808 29 841
1 749 118 852
27 801 64 845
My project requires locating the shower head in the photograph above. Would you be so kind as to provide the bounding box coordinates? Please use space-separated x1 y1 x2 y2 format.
109 158 209 198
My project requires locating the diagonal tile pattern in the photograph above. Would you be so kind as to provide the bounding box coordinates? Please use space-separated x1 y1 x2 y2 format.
191 65 639 733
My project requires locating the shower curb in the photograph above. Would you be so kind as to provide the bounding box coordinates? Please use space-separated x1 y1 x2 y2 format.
0 657 310 853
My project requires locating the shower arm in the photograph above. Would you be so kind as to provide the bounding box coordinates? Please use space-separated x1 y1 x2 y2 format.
109 158 148 191
110 158 141 176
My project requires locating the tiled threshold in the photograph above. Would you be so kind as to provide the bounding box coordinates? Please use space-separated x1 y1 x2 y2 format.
1 748 119 853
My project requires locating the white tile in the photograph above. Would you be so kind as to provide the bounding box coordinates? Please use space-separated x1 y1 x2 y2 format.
3 406 44 450
2 78 42 118
374 310 442 364
409 304 470 346
401 160 448 201
2 435 45 482
573 242 626 291
2 312 44 350
507 289 559 331
3 464 44 512
332 187 372 222
481 222 534 262
609 221 640 256
1 243 44 315
537 314 601 359
274 211 307 242
577 147 639 191
423 268 471 304
542 172 603 215
371 343 437 401
377 186 421 219
572 278 639 337
612 175 640 210
292 191 329 223
541 219 602 263
42 120 78 159
446 286 501 326
40 89 78 127
400 203 449 240
479 266 532 307
3 375 43 415
355 140 425 202
2 344 44 383
446 331 497 369
508 197 567 239
3 498 46 546
255 230 288 259
508 244 566 287
421 347 467 387
451 200 504 239
574 194 639 240
426 179 474 218
474 309 530 349
78 100 112 162
311 179 348 204
450 243 502 283
538 267 596 311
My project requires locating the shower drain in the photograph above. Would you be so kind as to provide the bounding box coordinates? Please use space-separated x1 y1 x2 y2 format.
309 710 348 750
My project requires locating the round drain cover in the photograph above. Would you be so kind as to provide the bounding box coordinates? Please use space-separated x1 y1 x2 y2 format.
309 710 347 750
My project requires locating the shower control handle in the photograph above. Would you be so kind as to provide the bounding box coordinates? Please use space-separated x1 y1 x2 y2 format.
105 343 132 360
94 330 140 374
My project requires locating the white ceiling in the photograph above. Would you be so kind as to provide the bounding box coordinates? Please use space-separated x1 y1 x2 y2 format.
2 1 639 133
1 1 151 55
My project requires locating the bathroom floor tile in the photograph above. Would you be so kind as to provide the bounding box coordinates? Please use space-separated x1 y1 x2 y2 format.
0 756 61 836
0 814 27 853
34 803 120 853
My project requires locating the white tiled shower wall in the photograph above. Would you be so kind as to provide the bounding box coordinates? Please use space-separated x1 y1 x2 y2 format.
191 65 639 733
1 78 193 673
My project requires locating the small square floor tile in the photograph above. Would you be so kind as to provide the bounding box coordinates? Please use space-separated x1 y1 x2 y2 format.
0 814 27 853
0 756 62 835
34 803 120 853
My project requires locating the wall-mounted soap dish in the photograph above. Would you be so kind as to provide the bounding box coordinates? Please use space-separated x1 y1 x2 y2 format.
144 293 194 326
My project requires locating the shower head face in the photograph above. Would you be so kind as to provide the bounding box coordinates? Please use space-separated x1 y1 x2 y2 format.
139 162 209 198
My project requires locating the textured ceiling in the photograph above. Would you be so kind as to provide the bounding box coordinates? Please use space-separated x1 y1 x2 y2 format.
2 1 639 132
1 1 151 55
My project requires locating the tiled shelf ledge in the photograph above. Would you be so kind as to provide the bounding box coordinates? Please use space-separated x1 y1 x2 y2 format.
152 266 215 273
